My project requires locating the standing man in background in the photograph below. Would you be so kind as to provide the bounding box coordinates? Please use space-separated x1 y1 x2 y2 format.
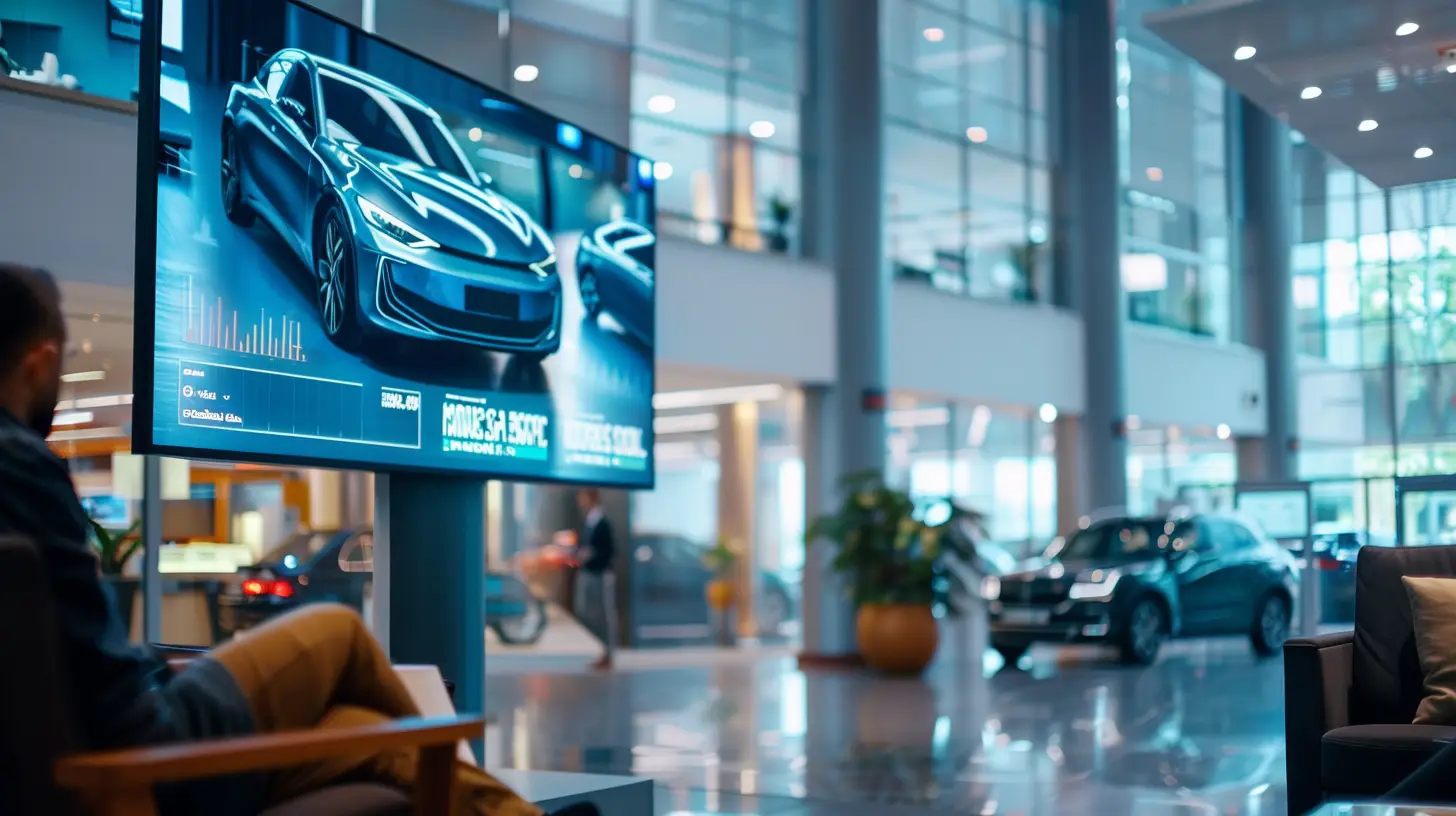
574 489 617 670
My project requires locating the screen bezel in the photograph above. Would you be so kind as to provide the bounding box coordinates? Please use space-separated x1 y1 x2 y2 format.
131 0 658 488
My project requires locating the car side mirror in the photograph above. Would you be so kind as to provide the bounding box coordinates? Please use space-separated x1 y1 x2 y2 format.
279 97 309 129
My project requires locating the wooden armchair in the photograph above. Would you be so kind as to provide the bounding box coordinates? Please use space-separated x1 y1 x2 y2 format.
0 537 481 816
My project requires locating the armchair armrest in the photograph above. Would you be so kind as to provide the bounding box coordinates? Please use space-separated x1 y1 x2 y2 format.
1284 630 1355 816
56 715 484 816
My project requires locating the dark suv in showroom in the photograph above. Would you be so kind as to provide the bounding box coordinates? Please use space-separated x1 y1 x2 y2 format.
985 512 1298 666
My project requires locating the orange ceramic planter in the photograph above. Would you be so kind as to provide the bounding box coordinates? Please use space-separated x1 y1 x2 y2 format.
706 579 736 611
856 603 939 675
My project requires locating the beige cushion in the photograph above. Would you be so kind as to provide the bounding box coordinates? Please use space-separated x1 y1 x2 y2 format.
1402 576 1456 724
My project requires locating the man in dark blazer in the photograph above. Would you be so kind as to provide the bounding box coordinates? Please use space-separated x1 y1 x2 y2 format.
574 488 617 669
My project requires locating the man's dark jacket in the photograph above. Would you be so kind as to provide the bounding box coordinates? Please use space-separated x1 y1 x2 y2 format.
0 410 260 813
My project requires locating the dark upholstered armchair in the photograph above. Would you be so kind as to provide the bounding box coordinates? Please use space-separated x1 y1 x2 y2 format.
0 537 482 816
1284 544 1456 815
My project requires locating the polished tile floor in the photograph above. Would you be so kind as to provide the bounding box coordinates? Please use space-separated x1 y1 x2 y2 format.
485 636 1288 815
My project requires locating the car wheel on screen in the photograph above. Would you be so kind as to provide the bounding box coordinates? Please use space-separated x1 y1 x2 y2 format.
316 205 362 351
221 127 255 228
578 268 602 318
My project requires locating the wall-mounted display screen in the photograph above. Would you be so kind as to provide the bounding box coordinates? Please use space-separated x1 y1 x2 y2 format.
135 0 656 487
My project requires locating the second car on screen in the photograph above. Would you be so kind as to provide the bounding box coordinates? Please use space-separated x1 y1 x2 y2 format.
985 511 1298 665
222 48 563 359
575 219 656 345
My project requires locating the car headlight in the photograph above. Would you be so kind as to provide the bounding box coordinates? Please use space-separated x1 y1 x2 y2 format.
358 196 439 250
980 575 1001 601
1068 568 1121 601
529 254 557 279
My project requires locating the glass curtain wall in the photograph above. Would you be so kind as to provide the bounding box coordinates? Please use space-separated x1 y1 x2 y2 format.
1118 0 1232 340
881 0 1057 302
1125 424 1236 516
628 0 804 254
885 396 1057 558
1293 138 1456 540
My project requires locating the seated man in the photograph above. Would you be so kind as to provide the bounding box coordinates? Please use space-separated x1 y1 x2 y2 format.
0 262 544 815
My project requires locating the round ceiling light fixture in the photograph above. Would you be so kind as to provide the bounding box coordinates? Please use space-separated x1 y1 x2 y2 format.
923 27 945 42
966 126 988 143
1396 22 1420 36
647 94 676 114
1233 45 1257 61
1416 146 1434 159
1301 86 1322 100
1359 119 1379 132
748 120 776 139
513 64 540 82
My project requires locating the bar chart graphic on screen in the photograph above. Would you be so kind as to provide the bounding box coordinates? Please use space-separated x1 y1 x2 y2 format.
182 275 307 362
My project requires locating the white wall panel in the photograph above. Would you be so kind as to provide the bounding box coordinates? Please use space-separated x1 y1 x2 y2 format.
889 285 1085 412
1126 323 1267 435
655 237 834 383
0 86 137 288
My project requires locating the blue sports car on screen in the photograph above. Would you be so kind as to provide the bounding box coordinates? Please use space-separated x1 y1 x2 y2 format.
221 48 562 358
575 219 655 345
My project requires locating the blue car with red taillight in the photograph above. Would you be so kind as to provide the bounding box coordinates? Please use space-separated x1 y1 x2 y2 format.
216 528 373 637
216 527 548 644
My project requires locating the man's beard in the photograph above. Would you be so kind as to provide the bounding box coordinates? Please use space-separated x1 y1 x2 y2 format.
26 385 59 439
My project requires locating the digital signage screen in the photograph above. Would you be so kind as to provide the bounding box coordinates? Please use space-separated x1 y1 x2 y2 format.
134 0 656 487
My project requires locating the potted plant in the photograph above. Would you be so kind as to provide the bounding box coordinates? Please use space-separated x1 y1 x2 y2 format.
90 518 142 630
703 536 740 644
767 193 793 254
806 472 979 675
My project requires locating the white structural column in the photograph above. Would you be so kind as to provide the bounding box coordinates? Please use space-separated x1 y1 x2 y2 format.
1236 98 1298 482
797 0 889 662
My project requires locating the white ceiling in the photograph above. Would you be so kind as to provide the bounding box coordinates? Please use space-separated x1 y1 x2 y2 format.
1145 0 1456 189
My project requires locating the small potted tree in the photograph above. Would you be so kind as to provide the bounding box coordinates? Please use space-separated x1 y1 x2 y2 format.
703 536 740 645
767 193 793 254
90 518 143 631
806 472 980 675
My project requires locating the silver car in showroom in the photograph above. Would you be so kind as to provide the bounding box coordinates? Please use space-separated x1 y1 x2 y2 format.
222 48 561 358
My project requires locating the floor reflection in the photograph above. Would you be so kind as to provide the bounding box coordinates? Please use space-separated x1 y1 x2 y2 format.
485 639 1288 815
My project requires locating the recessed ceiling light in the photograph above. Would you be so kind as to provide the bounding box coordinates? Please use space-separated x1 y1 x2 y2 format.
467 127 483 142
513 64 539 82
748 120 776 139
923 27 945 42
1359 119 1379 132
1146 166 1164 181
1301 86 1322 100
652 161 674 180
1396 22 1420 36
966 126 988 143
1416 146 1434 159
1216 423 1231 440
647 94 676 114
1233 46 1256 61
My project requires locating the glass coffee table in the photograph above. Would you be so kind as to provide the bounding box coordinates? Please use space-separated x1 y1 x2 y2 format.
1313 806 1456 815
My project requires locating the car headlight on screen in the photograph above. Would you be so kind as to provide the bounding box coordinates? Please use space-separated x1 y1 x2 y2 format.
358 196 439 250
529 254 557 279
1068 569 1121 601
979 575 1001 601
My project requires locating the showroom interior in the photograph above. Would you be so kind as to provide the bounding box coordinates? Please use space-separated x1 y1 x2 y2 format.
10 0 1456 814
